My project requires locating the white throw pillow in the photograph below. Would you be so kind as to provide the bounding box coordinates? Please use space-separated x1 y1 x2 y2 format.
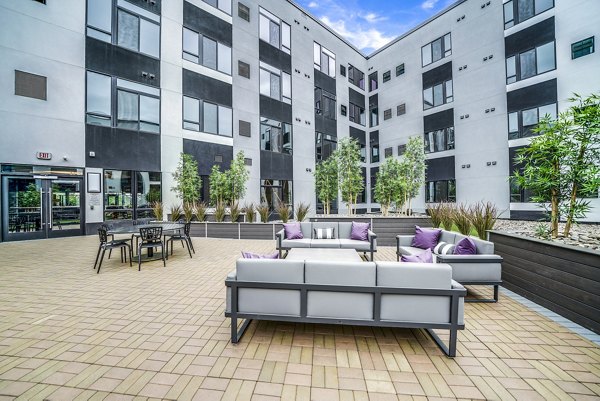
433 241 455 255
314 227 335 239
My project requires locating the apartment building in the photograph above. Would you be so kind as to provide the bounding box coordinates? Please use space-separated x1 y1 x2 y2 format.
0 0 598 241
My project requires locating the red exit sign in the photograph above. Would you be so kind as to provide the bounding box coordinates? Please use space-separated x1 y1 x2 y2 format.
36 152 52 160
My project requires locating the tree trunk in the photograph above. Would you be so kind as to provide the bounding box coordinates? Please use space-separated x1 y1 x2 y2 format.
550 189 559 238
565 143 586 237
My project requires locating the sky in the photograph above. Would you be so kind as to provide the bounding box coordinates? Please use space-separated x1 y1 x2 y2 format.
295 0 456 54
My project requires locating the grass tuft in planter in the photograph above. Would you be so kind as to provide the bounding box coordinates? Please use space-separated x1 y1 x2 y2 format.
295 202 310 222
195 202 207 222
214 202 226 222
257 202 270 223
170 204 182 222
471 201 498 240
453 204 473 235
243 203 255 223
230 202 241 223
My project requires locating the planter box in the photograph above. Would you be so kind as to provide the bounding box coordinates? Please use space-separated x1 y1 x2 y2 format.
206 222 240 239
240 223 275 240
489 231 600 334
310 216 432 246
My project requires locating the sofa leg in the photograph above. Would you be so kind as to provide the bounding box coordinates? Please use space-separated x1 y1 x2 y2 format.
426 328 457 357
494 285 499 302
231 316 252 344
464 284 500 303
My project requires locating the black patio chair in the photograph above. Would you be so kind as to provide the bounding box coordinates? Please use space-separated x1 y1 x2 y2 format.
138 226 166 271
165 222 194 259
94 227 132 274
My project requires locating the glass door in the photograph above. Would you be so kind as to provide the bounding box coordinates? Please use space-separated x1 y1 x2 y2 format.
47 179 83 238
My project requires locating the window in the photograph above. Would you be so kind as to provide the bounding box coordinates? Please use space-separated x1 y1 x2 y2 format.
261 179 292 210
261 118 292 155
384 147 393 158
87 0 112 42
260 62 291 104
396 64 405 76
506 41 555 83
426 180 456 202
348 65 365 90
423 79 453 110
238 2 250 21
382 71 391 83
397 103 406 116
104 170 161 220
368 72 378 91
370 107 378 127
503 0 554 29
340 65 346 77
383 109 392 121
572 37 595 59
182 27 232 75
398 144 406 155
508 103 557 139
182 95 232 136
15 70 47 101
239 120 251 137
422 33 451 67
315 88 336 120
316 133 337 162
314 43 336 78
349 102 365 125
371 143 380 163
424 127 455 153
340 105 347 116
238 60 250 78
202 0 231 14
259 8 290 54
86 71 111 126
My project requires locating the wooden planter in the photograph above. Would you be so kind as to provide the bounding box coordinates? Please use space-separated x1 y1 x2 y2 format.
489 231 600 334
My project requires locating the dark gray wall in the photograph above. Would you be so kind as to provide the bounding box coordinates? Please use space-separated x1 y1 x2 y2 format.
422 61 452 88
183 1 232 46
260 150 293 180
183 69 232 106
259 95 292 123
505 17 555 56
314 69 336 94
424 108 454 132
259 41 291 73
350 127 366 144
426 156 455 181
349 88 365 106
507 79 557 112
183 138 232 175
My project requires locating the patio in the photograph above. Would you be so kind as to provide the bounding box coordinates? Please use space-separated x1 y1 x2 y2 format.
0 236 598 401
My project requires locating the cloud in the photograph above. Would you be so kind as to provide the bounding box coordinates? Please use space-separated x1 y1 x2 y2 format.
307 1 318 8
321 16 395 52
421 0 439 10
361 12 387 23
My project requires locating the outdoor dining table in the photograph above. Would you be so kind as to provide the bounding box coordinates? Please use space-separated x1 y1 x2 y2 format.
108 222 185 261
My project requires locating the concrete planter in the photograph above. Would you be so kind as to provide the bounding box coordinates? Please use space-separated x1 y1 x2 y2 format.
190 222 284 240
489 231 600 334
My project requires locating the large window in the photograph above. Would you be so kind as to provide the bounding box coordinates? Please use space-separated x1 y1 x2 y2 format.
506 41 555 84
503 0 554 29
261 179 292 210
104 170 161 220
315 88 336 120
424 127 455 153
422 33 451 67
508 103 556 139
201 0 231 15
348 65 365 90
369 107 378 127
425 180 456 202
259 8 290 54
349 102 366 125
183 28 232 75
423 79 453 110
182 96 232 137
86 72 161 133
316 133 337 162
369 72 378 92
314 43 336 78
371 143 380 163
260 62 291 104
260 118 292 155
87 0 160 58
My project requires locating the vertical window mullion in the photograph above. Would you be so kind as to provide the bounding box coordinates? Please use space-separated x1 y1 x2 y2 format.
200 100 204 132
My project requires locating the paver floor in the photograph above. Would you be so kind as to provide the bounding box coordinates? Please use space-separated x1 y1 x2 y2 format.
0 236 599 401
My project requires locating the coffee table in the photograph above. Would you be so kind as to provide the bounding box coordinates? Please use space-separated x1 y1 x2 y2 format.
285 248 363 262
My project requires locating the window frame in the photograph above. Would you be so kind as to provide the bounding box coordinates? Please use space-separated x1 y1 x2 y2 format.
503 0 555 29
368 72 378 92
571 36 595 59
259 8 291 54
182 27 232 75
382 71 391 83
260 117 293 155
315 132 337 162
259 62 291 104
424 126 455 153
396 64 405 76
314 42 336 78
315 87 337 120
421 33 451 67
114 2 161 59
423 79 453 110
182 95 232 137
508 102 557 140
425 180 456 203
506 40 556 84
348 65 365 90
348 102 365 126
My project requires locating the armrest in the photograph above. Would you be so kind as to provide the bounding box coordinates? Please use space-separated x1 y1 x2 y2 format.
225 270 237 282
451 279 466 292
275 228 285 238
368 230 377 249
396 235 414 248
436 254 503 264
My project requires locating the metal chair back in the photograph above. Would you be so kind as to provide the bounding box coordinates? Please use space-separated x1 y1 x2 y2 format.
183 222 191 237
97 227 108 244
140 226 163 242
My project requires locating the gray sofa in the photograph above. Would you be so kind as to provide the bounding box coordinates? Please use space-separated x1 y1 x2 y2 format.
397 229 503 302
225 258 466 356
276 221 377 260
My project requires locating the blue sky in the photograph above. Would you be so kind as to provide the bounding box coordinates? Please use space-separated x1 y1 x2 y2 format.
295 0 455 54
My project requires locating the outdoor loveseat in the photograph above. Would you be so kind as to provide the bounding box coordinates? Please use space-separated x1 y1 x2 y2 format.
225 258 466 357
397 229 503 302
276 221 377 260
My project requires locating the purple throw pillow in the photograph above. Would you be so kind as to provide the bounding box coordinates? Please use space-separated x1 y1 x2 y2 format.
411 225 442 250
401 248 433 263
350 221 370 241
454 237 477 255
241 251 279 259
283 222 303 240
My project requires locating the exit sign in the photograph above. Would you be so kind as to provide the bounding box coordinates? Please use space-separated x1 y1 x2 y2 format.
36 152 52 160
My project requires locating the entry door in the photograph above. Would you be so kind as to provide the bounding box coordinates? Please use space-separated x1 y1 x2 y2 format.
2 176 83 241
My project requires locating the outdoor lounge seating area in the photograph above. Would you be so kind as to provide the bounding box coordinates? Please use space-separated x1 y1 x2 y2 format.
0 235 599 400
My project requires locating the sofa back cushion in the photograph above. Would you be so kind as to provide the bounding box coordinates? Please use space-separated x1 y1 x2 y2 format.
439 231 456 244
305 261 376 320
300 222 313 239
284 222 303 240
312 222 339 238
237 259 304 283
337 222 353 239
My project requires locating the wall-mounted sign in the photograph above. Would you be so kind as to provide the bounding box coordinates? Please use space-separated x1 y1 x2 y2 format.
87 172 101 193
36 152 52 160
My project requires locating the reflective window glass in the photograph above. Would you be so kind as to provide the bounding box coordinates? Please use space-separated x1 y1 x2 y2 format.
538 103 556 120
86 71 111 118
183 28 198 56
519 48 536 79
117 90 139 130
260 69 270 96
140 19 159 57
203 102 218 134
202 37 217 69
117 10 139 51
217 43 232 74
87 0 112 32
218 105 232 136
536 42 555 73
139 96 159 133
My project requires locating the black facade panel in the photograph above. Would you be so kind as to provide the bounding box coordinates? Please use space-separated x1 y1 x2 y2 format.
349 88 365 107
423 108 454 132
509 145 526 173
86 125 160 171
369 94 378 108
505 17 555 56
86 37 160 86
260 151 293 180
126 0 161 14
507 79 557 112
182 139 233 175
259 41 291 73
422 61 452 89
425 156 455 181
182 69 232 106
259 95 292 123
349 127 366 145
183 1 232 46
315 116 337 136
314 69 336 94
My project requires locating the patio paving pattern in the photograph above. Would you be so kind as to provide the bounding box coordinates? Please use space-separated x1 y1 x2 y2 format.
0 236 599 400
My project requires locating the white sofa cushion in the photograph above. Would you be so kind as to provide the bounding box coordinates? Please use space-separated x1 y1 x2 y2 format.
282 239 312 248
310 239 341 248
339 239 370 251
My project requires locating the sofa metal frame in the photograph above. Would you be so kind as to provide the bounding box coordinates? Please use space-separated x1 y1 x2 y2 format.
225 279 466 357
